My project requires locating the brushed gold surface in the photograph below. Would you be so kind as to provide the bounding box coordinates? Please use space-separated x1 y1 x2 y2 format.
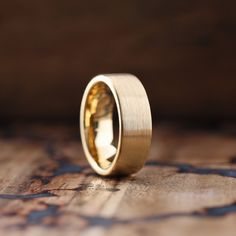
80 74 152 176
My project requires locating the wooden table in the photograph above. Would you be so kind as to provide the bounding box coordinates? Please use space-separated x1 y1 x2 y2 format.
0 123 236 235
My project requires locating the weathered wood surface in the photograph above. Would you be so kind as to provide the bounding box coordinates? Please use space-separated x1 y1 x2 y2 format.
1 123 236 235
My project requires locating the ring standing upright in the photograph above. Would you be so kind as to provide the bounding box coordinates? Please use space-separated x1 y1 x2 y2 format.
80 74 152 176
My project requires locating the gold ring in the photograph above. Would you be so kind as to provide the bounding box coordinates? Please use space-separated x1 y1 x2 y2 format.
80 74 152 176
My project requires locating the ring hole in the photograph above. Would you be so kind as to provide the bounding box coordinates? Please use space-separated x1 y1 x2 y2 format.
83 82 119 169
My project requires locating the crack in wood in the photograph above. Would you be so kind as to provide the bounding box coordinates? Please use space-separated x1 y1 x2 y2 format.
0 191 56 200
146 160 236 178
3 200 236 229
80 201 236 228
26 204 60 225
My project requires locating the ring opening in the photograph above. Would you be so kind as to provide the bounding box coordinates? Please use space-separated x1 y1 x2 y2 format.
83 82 119 170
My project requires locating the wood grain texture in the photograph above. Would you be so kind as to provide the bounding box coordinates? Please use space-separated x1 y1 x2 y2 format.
0 123 236 235
0 0 236 120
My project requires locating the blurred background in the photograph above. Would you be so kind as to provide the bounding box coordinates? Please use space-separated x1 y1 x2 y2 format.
0 0 235 122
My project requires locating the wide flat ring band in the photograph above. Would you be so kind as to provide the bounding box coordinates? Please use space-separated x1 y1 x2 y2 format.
80 74 152 176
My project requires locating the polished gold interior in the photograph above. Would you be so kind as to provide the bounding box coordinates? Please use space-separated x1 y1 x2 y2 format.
84 82 119 169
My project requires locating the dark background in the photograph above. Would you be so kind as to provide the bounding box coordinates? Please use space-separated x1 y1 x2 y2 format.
0 0 235 122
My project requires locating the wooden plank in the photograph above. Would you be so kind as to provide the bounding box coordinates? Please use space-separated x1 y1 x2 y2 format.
0 123 236 235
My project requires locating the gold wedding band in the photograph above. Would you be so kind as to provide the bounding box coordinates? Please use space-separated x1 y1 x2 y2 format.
80 74 152 176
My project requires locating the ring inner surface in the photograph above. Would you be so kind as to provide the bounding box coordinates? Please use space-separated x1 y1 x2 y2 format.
84 82 119 169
